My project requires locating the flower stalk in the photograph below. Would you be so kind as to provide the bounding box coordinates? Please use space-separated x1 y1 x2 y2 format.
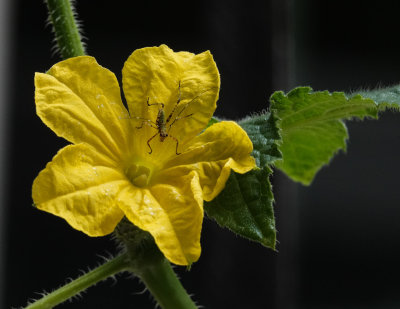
45 0 85 59
25 253 130 309
137 259 198 309
114 218 199 308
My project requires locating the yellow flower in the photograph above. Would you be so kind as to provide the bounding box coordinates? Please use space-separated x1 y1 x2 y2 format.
32 45 255 265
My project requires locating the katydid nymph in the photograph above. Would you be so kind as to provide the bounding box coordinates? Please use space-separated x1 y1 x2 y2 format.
135 81 192 155
133 81 218 155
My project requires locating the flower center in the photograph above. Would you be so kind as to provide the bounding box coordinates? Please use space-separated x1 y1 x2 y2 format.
125 162 153 187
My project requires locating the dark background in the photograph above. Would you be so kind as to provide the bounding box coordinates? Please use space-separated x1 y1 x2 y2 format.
3 0 400 308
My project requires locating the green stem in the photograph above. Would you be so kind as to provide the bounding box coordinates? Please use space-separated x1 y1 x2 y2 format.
45 0 85 59
136 259 198 309
114 218 198 309
25 253 129 309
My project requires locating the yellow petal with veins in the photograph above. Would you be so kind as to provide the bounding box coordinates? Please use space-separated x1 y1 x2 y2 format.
117 171 203 265
35 56 131 161
33 144 128 236
158 121 256 201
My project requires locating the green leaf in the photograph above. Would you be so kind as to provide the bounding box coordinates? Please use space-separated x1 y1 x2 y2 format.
239 112 282 167
204 166 276 250
271 87 378 185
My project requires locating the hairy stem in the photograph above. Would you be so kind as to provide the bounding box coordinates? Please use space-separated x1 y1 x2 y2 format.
351 85 400 110
114 218 198 308
24 253 129 309
136 259 198 309
45 0 85 58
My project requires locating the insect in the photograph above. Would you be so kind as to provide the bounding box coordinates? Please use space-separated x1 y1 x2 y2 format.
134 81 194 155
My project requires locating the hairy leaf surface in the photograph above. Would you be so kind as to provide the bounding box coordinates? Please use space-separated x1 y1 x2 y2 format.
239 112 282 167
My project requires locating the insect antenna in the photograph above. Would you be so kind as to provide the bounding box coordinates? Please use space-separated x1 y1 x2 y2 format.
165 81 182 124
175 86 219 119
166 86 219 132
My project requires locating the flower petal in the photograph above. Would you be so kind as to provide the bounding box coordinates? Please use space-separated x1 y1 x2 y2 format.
117 171 203 265
122 45 220 160
158 121 256 201
32 144 128 236
35 56 131 161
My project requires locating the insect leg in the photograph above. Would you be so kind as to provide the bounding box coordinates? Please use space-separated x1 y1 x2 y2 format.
147 132 159 154
167 134 181 155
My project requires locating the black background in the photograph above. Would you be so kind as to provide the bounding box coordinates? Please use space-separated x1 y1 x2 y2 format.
4 0 400 308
